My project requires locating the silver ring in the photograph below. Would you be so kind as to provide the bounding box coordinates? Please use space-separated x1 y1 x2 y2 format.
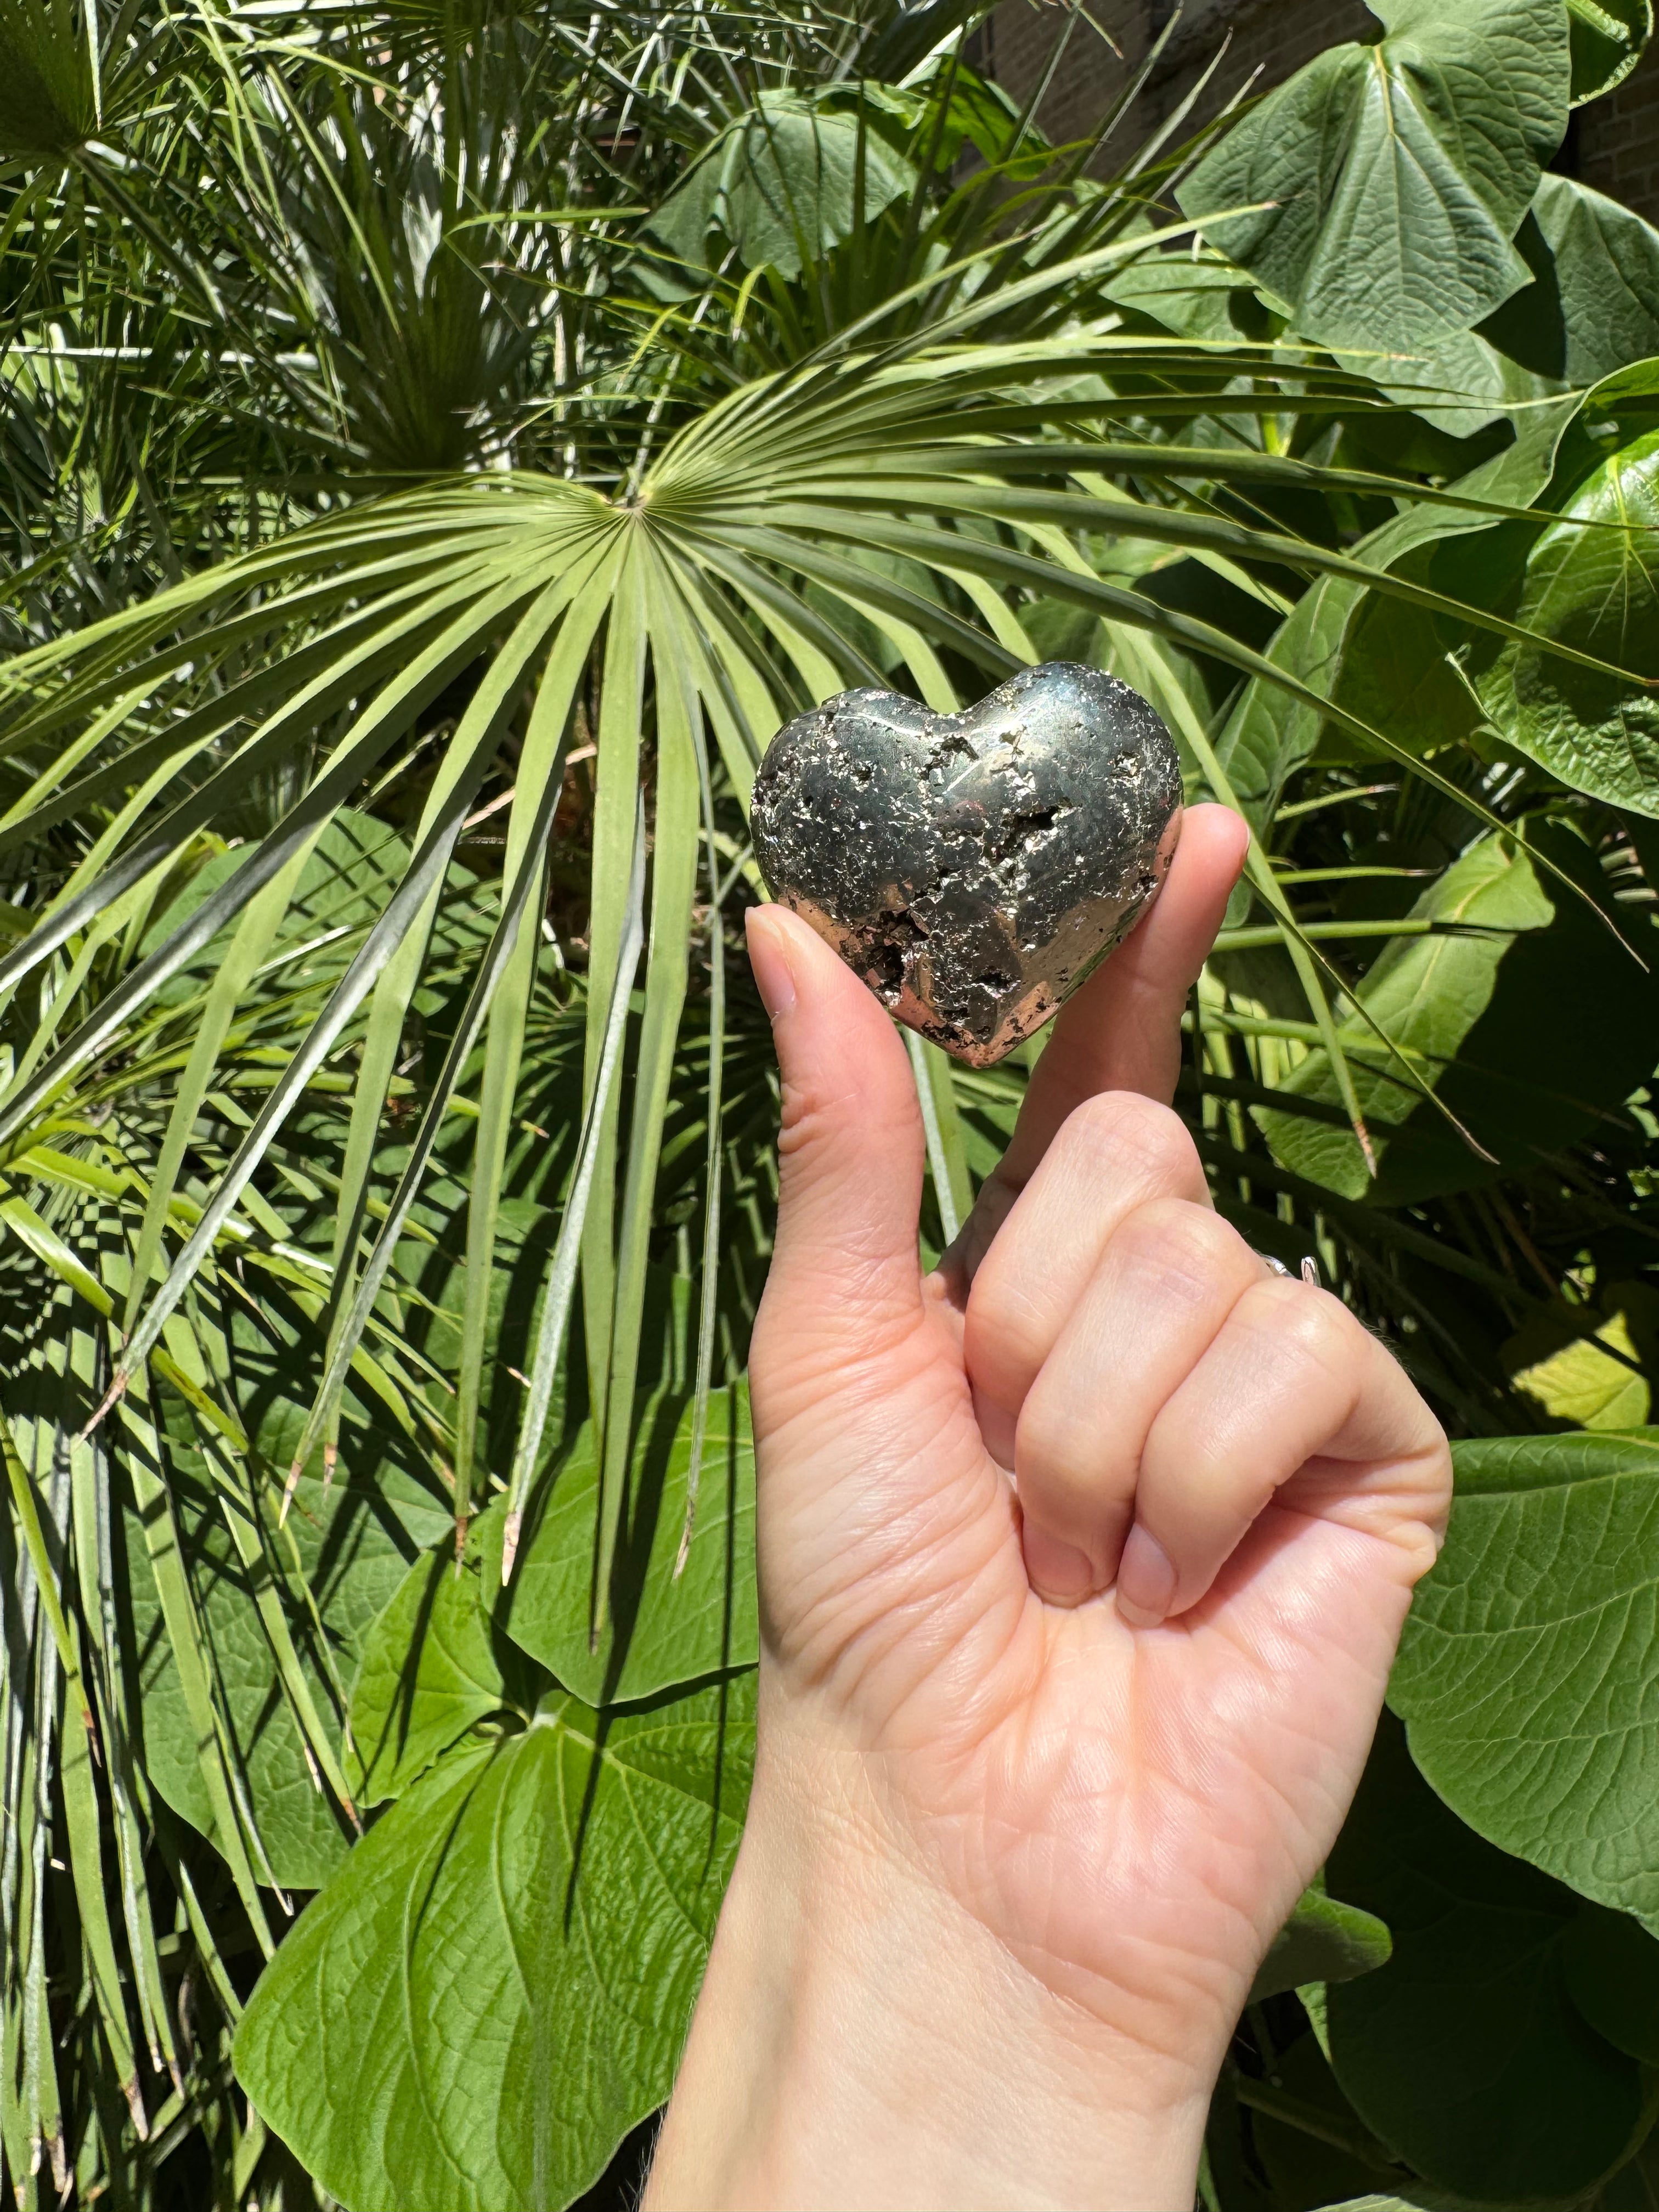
1256 1251 1321 1286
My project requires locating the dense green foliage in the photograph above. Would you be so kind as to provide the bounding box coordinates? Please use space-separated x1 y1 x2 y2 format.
4 0 1659 2203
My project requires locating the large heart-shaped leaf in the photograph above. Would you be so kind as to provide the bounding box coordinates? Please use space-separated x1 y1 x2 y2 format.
485 1383 757 1706
1563 1900 1659 2063
1102 234 1262 344
234 1673 754 2212
1330 368 1659 814
1247 2037 1410 2210
1325 1719 1644 2201
1348 320 1566 439
347 1512 538 1805
1479 174 1659 386
648 93 913 278
1212 387 1585 826
1474 425 1659 815
1390 1429 1659 1931
1177 0 1571 353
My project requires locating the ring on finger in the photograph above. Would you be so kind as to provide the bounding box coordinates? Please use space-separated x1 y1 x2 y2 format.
1254 1250 1321 1286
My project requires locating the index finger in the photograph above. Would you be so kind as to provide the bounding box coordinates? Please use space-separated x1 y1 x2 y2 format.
941 803 1248 1285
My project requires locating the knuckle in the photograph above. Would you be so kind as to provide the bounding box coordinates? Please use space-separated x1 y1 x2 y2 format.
1111 1198 1242 1302
775 1073 830 1156
751 1288 934 1430
1059 1090 1198 1194
1251 1278 1353 1362
777 1071 918 1165
1422 1433 1455 1525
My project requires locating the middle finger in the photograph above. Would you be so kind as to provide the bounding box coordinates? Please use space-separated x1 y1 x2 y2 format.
1012 1197 1266 1604
962 1088 1210 1466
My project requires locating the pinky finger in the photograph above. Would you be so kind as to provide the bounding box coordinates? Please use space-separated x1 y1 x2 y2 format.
1116 1279 1448 1628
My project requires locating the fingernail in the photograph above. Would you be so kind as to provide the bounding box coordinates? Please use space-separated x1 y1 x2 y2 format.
1023 1525 1098 1606
1115 1524 1177 1629
746 909 797 1023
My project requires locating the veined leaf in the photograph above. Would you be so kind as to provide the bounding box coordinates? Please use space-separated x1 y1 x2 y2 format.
649 93 915 279
347 1518 531 1807
1214 386 1587 827
1391 1428 1659 1933
1177 0 1571 352
488 1383 756 1706
1327 1718 1644 2203
1505 1291 1658 1429
1474 425 1659 815
1480 174 1659 386
234 1673 755 2212
9 35 1659 2197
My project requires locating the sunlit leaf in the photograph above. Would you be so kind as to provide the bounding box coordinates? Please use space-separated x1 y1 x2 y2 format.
1480 174 1659 385
648 93 915 279
1568 0 1653 101
235 1673 755 2212
1251 1880 1393 2003
1391 1430 1659 1931
347 1517 531 1807
487 1383 757 1705
1178 0 1571 351
1474 425 1659 815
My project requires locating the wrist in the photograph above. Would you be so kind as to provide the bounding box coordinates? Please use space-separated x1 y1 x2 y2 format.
646 1718 1216 2211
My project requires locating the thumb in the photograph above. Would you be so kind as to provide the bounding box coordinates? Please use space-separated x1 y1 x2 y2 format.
746 905 928 1417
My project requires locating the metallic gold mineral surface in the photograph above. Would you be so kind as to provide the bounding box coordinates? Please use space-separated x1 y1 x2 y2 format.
750 662 1183 1067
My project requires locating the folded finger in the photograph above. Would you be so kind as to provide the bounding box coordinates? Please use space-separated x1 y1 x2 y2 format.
963 1094 1209 1466
1117 1280 1448 1628
1012 1199 1266 1603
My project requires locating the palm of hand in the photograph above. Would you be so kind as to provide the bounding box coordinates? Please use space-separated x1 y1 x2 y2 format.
757 1286 1433 2050
747 807 1449 2057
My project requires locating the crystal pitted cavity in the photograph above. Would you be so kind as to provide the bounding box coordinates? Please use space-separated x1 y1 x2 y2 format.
749 662 1183 1067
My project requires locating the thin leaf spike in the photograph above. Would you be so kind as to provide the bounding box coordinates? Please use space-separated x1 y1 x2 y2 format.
581 543 649 1446
592 581 703 1644
278 566 618 1514
676 644 730 1582
450 545 624 1532
113 606 540 1436
502 801 648 1590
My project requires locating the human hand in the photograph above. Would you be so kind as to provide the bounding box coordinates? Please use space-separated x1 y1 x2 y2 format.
646 805 1451 2211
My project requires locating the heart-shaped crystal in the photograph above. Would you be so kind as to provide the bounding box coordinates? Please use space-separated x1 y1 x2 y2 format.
749 662 1183 1067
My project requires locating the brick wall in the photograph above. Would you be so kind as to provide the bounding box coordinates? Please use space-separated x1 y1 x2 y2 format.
1576 46 1659 220
1155 0 1373 130
973 0 1146 156
979 0 1659 222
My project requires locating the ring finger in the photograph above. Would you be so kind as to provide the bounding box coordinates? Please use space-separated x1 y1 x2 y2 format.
1116 1278 1444 1627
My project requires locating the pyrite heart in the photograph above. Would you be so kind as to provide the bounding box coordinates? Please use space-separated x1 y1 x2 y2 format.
749 661 1183 1067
